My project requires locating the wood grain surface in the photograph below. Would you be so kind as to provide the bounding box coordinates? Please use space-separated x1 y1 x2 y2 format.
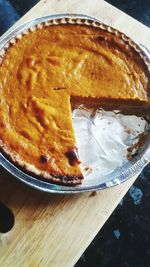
0 1 150 266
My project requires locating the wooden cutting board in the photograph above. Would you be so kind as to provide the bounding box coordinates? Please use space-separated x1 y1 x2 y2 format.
0 1 150 266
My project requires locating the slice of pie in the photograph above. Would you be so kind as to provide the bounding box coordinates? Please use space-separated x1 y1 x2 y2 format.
0 21 150 185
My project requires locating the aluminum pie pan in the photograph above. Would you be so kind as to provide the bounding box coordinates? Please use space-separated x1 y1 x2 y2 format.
0 13 150 194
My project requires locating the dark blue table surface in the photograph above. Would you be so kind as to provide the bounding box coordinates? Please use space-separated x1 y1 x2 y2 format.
0 1 150 267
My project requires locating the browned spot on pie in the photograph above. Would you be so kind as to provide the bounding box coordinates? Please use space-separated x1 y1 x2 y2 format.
66 147 81 166
40 155 49 163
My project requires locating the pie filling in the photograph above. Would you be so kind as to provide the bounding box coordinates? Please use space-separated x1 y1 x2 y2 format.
0 24 149 185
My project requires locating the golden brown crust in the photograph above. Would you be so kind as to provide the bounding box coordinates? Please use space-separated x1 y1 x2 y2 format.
0 140 83 185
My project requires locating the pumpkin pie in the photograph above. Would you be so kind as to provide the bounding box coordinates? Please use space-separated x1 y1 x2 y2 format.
0 22 150 185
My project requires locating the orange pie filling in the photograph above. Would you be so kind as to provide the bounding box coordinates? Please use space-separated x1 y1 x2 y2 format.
0 25 149 184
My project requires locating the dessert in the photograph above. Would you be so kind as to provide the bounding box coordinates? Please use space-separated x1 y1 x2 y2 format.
0 21 149 185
